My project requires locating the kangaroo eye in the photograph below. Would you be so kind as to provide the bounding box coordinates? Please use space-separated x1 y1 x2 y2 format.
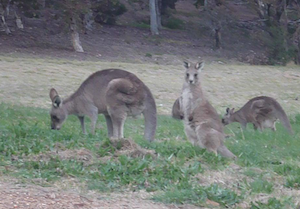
186 73 189 77
194 74 198 77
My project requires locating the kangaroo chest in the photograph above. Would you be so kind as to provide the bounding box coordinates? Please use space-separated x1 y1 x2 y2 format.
182 87 195 120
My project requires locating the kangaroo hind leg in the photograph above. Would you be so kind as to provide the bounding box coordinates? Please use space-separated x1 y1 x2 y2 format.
109 108 127 139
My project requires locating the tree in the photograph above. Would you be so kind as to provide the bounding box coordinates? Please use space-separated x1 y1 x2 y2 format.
0 0 11 34
155 0 162 29
149 0 159 35
49 0 90 52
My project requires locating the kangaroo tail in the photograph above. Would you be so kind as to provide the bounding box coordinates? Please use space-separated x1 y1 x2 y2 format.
217 144 236 159
142 87 157 142
274 102 294 134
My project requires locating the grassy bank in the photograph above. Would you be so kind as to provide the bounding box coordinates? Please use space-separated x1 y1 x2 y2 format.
0 103 299 208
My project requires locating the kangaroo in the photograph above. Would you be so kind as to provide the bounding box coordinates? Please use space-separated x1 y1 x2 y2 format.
172 97 184 120
222 96 293 134
49 69 157 141
180 61 236 159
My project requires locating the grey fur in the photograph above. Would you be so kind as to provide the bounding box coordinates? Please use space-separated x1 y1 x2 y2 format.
222 96 293 134
180 61 236 159
49 69 157 141
172 97 184 120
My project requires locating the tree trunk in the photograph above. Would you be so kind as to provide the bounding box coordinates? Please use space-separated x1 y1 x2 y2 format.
283 0 288 52
275 0 284 23
204 0 208 10
13 3 23 29
149 0 159 35
0 5 11 35
266 3 271 17
257 0 266 18
70 16 84 52
83 9 93 34
297 39 300 64
215 28 221 49
155 0 162 29
6 0 11 15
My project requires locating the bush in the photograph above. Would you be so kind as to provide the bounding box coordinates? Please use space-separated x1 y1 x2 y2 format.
93 0 127 25
266 26 296 65
164 18 184 30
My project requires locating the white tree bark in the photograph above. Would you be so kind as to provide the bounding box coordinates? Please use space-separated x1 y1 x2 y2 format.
13 3 23 29
70 16 84 52
257 0 266 18
0 5 11 34
149 0 159 35
155 0 162 29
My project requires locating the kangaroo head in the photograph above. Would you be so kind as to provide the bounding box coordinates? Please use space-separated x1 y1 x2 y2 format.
184 61 204 85
49 88 67 130
222 107 235 125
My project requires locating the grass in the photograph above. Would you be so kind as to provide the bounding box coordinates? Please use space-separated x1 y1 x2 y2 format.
0 103 300 207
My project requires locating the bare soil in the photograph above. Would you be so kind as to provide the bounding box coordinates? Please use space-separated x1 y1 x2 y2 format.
0 179 189 209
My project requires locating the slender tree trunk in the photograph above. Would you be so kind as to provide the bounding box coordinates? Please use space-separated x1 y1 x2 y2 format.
70 16 84 52
204 0 208 10
6 0 11 15
0 5 11 34
82 0 93 34
149 0 159 35
267 3 271 17
155 0 162 29
215 27 221 49
275 0 284 23
13 3 23 29
257 0 266 18
83 9 93 34
283 0 288 52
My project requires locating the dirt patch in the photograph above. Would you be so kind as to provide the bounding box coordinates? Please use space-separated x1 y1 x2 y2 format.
0 179 186 209
110 138 156 158
24 148 94 166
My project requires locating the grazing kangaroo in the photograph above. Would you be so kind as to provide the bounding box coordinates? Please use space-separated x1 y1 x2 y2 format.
222 96 293 134
180 61 236 159
49 69 157 141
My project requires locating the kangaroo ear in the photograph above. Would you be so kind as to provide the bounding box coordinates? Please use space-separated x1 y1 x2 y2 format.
195 61 204 72
50 88 58 101
230 108 235 114
184 61 190 69
226 107 230 113
49 88 62 108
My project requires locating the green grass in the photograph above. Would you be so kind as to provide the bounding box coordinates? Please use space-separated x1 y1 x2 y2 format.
250 197 294 209
0 103 299 207
241 177 274 194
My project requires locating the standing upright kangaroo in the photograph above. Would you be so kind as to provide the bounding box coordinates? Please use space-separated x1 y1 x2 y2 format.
222 96 293 134
49 69 157 141
180 61 236 159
